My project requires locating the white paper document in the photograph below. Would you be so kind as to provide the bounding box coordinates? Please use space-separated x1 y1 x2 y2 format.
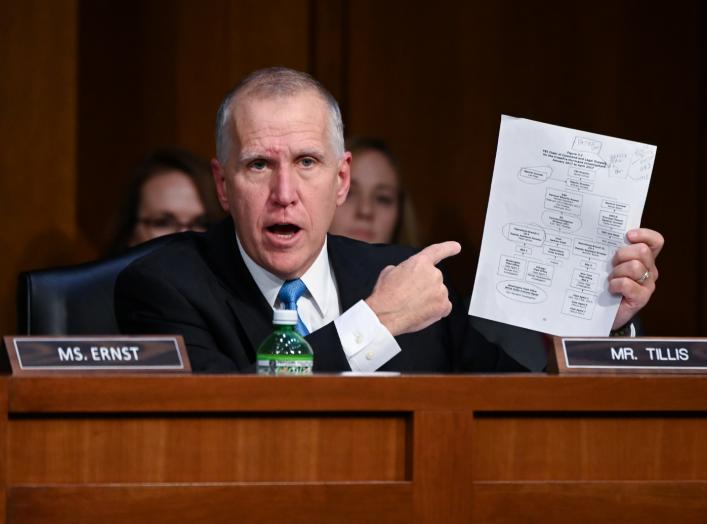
469 115 656 336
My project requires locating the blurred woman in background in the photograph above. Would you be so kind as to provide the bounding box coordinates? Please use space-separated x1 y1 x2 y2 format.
329 137 418 246
109 147 224 254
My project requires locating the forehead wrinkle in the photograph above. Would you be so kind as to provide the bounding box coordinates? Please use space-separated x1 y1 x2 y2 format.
242 122 326 143
232 93 337 160
238 128 329 161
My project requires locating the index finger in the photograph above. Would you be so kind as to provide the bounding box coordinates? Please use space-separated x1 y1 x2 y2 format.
626 228 664 258
415 241 462 265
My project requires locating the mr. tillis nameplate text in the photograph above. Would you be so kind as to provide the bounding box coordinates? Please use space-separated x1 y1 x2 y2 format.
550 337 707 374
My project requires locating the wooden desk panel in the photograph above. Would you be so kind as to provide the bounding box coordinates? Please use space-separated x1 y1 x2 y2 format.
9 484 414 524
471 482 707 524
0 374 705 523
8 414 408 483
472 415 707 480
8 374 707 412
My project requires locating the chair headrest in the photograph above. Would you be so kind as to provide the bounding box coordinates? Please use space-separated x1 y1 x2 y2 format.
17 236 172 335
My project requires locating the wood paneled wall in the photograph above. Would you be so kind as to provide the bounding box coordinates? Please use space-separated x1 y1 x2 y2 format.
0 0 704 337
0 0 84 337
344 1 703 336
77 0 312 250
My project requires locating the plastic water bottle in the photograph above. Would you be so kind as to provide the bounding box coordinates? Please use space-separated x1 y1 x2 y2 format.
256 309 314 375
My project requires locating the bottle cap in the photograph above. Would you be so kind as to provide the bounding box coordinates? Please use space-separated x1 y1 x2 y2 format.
273 309 298 325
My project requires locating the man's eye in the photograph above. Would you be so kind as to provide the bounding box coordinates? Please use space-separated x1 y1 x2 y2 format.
249 160 267 170
299 157 316 168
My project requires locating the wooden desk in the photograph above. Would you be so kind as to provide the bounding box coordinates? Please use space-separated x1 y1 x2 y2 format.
0 374 705 523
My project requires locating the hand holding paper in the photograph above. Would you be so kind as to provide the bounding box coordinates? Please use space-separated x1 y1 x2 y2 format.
469 116 658 337
610 227 664 330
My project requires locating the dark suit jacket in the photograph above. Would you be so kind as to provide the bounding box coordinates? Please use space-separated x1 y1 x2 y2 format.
115 219 523 373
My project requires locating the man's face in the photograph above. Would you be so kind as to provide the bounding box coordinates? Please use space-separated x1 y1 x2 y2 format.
212 90 351 280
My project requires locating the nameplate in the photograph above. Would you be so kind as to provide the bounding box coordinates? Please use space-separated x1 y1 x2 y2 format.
3 336 191 374
550 337 707 374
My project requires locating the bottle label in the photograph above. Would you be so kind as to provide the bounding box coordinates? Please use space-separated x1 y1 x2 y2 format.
257 355 313 376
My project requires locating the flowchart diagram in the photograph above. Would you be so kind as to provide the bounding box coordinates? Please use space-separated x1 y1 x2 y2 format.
470 116 655 336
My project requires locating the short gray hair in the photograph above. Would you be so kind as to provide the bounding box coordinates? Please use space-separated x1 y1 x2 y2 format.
215 67 344 164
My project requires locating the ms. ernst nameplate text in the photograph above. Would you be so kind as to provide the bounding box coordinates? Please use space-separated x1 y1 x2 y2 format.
3 336 191 374
553 337 707 374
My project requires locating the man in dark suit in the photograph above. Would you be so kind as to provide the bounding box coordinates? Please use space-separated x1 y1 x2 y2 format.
115 67 663 373
115 217 518 372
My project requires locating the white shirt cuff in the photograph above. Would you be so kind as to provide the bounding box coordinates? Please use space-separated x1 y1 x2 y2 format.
334 300 401 372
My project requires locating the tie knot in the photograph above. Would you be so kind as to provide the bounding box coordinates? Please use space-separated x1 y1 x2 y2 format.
278 279 308 310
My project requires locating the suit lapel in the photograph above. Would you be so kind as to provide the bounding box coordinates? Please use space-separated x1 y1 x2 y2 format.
327 235 380 310
203 219 272 360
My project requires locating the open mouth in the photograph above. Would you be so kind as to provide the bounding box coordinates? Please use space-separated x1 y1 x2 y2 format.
266 223 301 238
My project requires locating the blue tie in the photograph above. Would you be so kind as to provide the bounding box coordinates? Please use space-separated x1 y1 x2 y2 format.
277 279 310 336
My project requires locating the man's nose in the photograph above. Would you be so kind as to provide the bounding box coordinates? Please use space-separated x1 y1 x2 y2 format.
270 164 298 206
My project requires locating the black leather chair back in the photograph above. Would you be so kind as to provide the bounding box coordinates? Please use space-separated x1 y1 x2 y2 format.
17 237 169 335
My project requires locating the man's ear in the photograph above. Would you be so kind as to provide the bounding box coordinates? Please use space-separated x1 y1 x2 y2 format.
211 158 230 212
335 151 352 206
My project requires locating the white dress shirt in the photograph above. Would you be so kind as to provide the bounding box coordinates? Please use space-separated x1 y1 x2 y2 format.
237 236 401 371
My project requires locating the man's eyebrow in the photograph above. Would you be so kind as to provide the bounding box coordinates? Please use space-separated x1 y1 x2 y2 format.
236 148 326 165
238 151 270 165
295 148 325 159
